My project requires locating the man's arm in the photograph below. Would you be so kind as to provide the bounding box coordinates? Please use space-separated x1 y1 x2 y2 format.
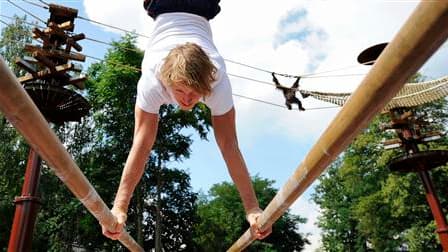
212 107 259 212
102 105 159 240
212 107 272 239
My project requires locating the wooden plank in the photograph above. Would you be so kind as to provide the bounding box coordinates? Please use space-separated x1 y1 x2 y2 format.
23 56 38 64
17 63 74 83
15 58 37 74
48 4 78 18
33 52 56 72
71 33 85 41
66 38 83 52
32 28 50 44
69 76 86 90
26 45 85 62
45 22 68 38
58 21 74 31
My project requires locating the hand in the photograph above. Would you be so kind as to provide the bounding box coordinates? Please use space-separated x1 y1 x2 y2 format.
246 208 272 240
102 207 127 240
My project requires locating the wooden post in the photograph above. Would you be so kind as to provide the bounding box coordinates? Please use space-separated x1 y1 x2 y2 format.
8 149 41 252
228 1 448 251
0 56 144 252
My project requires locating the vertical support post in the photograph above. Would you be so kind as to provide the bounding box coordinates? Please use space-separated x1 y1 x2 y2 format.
417 170 448 250
399 124 448 250
8 148 42 252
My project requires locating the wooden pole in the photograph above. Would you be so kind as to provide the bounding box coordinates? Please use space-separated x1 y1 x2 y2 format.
228 2 448 251
0 56 144 252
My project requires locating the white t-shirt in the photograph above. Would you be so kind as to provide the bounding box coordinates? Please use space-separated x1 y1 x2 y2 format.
136 12 233 116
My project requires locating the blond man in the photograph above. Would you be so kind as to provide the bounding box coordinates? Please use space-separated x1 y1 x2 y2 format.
101 0 272 241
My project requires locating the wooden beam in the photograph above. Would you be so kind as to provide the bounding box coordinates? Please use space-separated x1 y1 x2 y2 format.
58 21 74 31
33 52 56 72
71 33 85 42
0 56 144 252
17 63 74 83
32 28 50 45
25 45 86 62
15 58 37 75
66 38 83 52
69 75 86 90
48 3 78 18
44 22 69 38
228 2 448 251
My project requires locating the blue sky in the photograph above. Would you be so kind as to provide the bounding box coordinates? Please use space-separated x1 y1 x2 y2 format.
2 1 447 250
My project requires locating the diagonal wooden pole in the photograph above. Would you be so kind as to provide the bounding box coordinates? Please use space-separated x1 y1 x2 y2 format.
0 56 144 252
228 1 448 251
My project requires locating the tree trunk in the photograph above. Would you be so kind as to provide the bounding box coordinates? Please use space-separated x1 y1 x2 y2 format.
155 160 162 252
136 186 144 246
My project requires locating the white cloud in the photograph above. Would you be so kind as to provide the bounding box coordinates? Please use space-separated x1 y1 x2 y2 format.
83 0 152 48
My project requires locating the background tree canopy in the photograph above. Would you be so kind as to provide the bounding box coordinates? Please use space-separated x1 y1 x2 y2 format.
313 86 448 252
194 175 310 251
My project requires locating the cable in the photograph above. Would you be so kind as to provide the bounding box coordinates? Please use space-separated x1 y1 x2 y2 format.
21 0 48 9
77 16 150 39
301 60 375 77
84 37 142 54
18 0 150 38
0 15 45 31
0 19 9 26
227 73 274 87
303 73 366 78
37 0 49 6
7 0 46 24
224 58 272 75
85 55 143 73
233 93 340 111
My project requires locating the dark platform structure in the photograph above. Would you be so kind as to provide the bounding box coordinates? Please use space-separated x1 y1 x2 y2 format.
8 4 90 252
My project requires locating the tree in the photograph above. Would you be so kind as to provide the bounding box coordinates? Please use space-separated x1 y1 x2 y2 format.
194 176 309 251
0 15 34 76
313 93 448 252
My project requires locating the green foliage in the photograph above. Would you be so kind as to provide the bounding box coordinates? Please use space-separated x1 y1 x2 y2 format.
313 95 448 251
0 115 29 250
0 15 34 76
194 176 309 251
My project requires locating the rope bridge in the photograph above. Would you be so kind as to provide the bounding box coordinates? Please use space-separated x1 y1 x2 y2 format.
301 75 448 112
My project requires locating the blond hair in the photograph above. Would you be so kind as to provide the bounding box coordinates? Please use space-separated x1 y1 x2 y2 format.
160 42 216 97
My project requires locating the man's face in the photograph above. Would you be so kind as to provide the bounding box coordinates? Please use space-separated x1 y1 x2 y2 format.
169 81 202 110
